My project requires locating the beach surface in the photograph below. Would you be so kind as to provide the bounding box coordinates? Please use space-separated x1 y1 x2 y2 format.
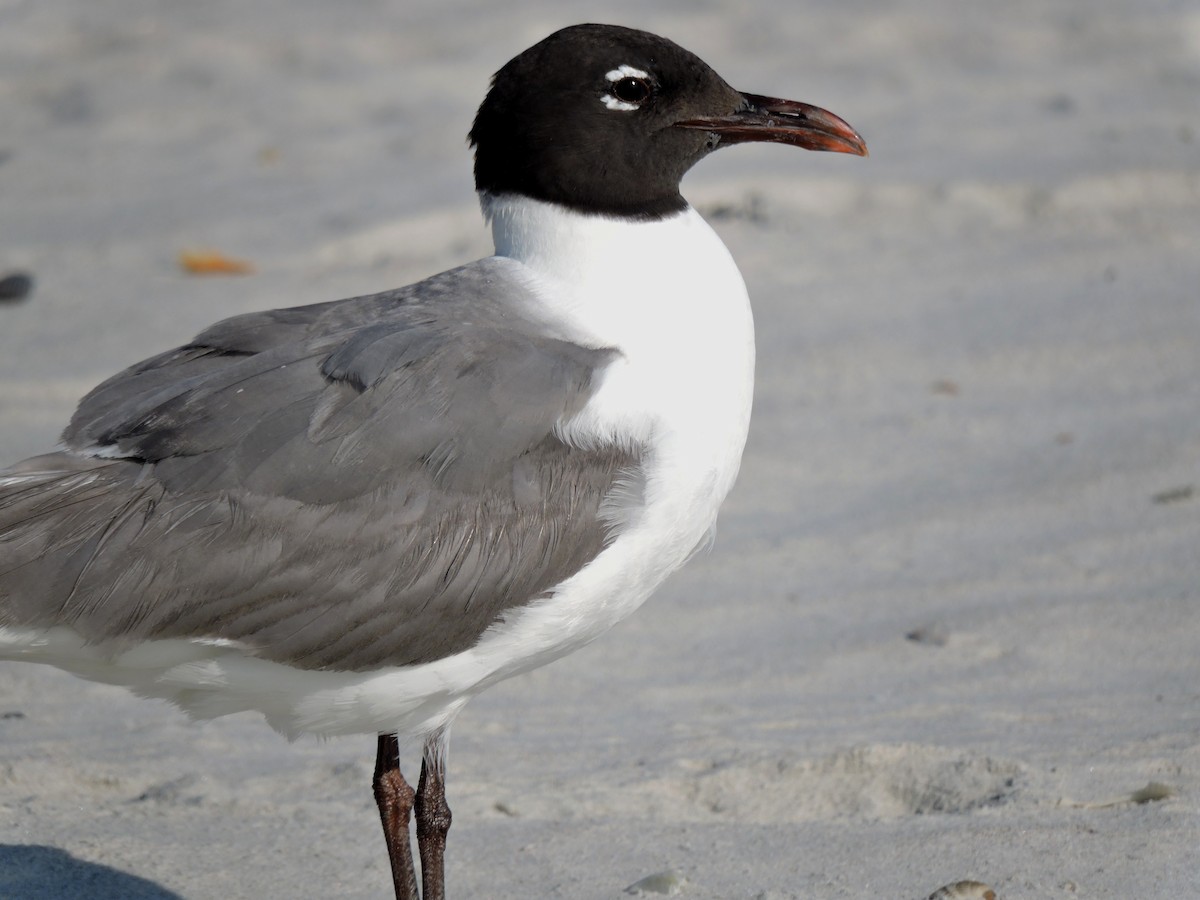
1 1 1198 897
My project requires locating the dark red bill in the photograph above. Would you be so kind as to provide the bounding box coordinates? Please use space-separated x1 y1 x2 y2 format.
675 92 867 156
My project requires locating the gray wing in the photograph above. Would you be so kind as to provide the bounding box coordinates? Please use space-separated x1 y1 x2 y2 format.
0 258 641 671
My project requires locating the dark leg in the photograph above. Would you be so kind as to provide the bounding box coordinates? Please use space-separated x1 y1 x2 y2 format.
373 734 420 900
415 732 452 900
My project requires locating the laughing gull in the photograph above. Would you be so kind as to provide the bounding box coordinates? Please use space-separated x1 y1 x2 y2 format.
0 23 865 899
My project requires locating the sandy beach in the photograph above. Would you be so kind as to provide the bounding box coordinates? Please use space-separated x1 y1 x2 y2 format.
1 1 1198 897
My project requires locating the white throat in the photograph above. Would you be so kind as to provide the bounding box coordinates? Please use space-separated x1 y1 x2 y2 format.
482 192 748 347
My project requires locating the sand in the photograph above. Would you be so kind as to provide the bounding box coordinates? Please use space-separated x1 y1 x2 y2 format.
1 1 1198 897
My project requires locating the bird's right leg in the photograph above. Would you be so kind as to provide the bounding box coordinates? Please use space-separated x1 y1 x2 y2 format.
373 733 421 900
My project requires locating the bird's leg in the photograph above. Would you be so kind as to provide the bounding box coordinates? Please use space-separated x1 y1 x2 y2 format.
415 730 452 900
373 733 421 900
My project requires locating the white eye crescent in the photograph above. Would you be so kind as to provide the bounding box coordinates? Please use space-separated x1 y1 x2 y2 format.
602 64 652 111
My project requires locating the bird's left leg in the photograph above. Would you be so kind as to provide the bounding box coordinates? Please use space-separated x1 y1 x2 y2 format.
415 728 452 900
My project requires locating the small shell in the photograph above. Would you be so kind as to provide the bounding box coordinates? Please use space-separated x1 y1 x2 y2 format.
928 881 996 900
625 869 687 896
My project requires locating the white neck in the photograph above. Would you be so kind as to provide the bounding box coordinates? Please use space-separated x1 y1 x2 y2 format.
482 192 752 352
480 190 756 483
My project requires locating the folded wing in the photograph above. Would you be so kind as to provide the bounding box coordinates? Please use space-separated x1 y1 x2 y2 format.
0 258 640 671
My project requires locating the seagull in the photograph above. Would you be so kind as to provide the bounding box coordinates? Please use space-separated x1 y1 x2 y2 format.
0 23 865 899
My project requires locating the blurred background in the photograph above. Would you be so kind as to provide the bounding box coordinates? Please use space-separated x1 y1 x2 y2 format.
1 2 1198 898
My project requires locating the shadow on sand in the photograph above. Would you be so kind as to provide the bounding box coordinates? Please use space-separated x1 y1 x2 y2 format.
0 844 182 899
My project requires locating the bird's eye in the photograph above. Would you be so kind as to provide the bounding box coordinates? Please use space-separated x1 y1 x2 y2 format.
601 66 653 111
611 76 650 105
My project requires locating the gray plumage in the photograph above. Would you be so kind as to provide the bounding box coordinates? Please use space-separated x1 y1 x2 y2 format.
0 257 642 671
